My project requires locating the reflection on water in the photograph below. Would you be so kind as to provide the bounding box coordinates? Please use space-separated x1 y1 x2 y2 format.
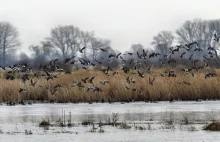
1 101 220 124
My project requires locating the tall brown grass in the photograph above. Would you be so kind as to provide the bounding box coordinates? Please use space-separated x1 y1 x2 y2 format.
0 68 220 103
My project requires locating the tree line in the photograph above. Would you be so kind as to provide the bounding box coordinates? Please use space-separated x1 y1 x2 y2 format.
0 18 220 67
152 19 220 56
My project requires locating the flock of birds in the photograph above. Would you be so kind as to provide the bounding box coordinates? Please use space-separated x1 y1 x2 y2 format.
3 34 220 105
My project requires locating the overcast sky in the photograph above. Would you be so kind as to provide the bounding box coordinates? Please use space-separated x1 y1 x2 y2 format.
0 0 220 53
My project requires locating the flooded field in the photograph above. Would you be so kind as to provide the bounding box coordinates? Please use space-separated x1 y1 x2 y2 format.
1 101 220 142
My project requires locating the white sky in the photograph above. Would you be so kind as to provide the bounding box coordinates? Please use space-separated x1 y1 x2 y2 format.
0 0 220 53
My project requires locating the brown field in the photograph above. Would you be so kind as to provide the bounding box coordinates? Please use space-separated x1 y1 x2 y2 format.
0 67 220 103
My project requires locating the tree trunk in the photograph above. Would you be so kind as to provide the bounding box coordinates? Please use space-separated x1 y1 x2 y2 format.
3 39 6 66
62 50 65 60
84 50 86 60
92 48 95 62
2 48 5 66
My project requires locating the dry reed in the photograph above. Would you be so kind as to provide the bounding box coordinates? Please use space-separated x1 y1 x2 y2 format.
0 68 220 103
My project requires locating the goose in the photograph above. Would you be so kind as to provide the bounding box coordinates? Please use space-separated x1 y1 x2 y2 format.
183 81 191 85
137 70 144 78
19 88 27 93
180 52 186 58
88 77 95 84
79 46 86 53
116 53 121 58
100 48 107 52
149 77 156 85
100 80 109 85
30 79 37 86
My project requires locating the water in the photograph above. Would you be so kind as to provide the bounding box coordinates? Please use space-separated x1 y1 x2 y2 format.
0 101 220 142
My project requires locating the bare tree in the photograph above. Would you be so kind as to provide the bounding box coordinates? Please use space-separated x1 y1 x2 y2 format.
80 31 94 59
207 19 220 49
28 41 58 67
40 41 56 58
176 19 210 48
176 20 198 44
29 45 41 57
130 44 144 53
151 31 174 55
0 21 21 66
176 19 220 53
48 25 81 59
18 52 29 62
29 41 55 59
90 36 110 62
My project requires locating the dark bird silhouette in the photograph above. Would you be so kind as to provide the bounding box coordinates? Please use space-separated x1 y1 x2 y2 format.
100 48 107 52
214 34 220 42
88 76 95 84
101 67 112 76
77 82 84 88
149 53 155 58
132 88 137 92
137 70 144 78
6 74 15 80
0 66 6 70
170 46 180 54
100 80 109 85
181 68 192 73
19 88 27 93
113 71 119 76
194 47 202 52
189 54 193 60
127 52 133 55
208 47 215 51
109 54 116 58
168 71 176 77
126 77 131 84
87 86 102 92
30 79 37 86
137 52 142 59
122 66 130 74
180 52 186 58
125 86 130 90
82 67 87 70
79 46 86 53
149 77 156 85
120 56 127 63
205 73 217 79
81 77 89 83
90 62 96 66
116 53 121 58
183 81 191 85
65 71 71 74
185 42 199 48
126 76 136 84
142 49 148 58
193 60 199 66
54 84 62 89
64 56 75 64
70 60 77 65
